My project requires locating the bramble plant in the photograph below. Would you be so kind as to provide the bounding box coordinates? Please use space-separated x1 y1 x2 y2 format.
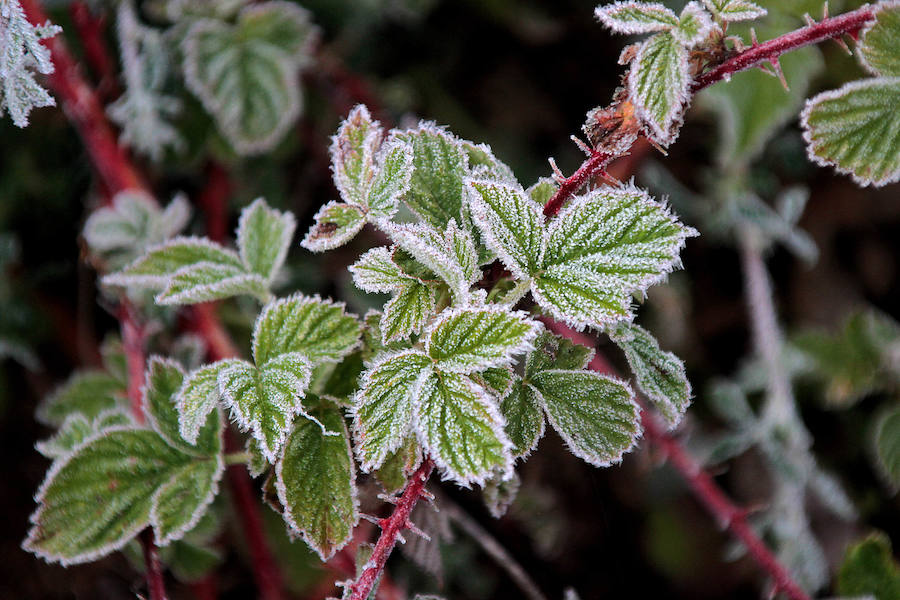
5 1 900 599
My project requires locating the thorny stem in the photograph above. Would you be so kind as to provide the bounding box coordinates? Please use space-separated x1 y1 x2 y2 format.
542 4 877 218
348 458 435 600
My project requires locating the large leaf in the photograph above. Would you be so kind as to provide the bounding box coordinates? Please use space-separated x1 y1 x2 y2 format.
859 3 900 78
182 2 315 154
253 294 362 365
628 31 689 145
801 78 900 187
531 370 640 467
413 371 513 486
425 306 541 374
236 198 296 281
155 262 270 305
276 398 358 560
37 371 125 426
104 236 242 288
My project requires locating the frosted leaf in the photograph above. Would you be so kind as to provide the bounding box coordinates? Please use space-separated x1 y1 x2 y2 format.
531 370 641 467
525 332 594 378
460 140 516 184
611 322 691 428
301 201 366 252
0 0 61 127
700 0 765 23
446 219 480 286
37 370 126 427
470 366 515 399
801 78 900 187
412 370 513 487
384 221 472 304
673 2 713 48
594 2 679 34
500 378 545 458
155 261 270 305
236 198 296 282
104 236 242 288
252 293 362 365
349 246 410 293
859 2 900 78
351 350 432 472
467 179 545 279
425 306 541 374
175 359 244 445
628 31 690 145
367 138 413 219
526 177 558 207
331 104 382 207
374 436 421 494
35 414 94 460
380 280 437 344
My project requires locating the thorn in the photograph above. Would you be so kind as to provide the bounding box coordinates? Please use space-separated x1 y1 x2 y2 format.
822 1 830 19
831 34 852 55
419 488 435 503
750 27 759 46
598 170 620 187
770 58 789 91
404 520 432 541
396 532 407 545
548 157 565 183
376 493 399 504
646 137 668 156
570 135 592 156
360 513 382 526
803 13 817 27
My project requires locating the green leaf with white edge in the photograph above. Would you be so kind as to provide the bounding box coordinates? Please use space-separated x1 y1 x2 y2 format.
236 198 296 281
873 405 900 489
425 306 541 374
331 104 382 208
152 456 224 546
413 370 513 486
594 2 679 34
392 247 441 284
381 281 437 344
531 370 640 467
527 178 558 206
700 0 766 23
104 236 242 288
471 366 515 399
23 428 223 564
181 3 315 154
218 354 315 462
611 322 691 428
467 179 545 280
350 246 411 293
801 78 900 187
374 436 421 494
300 201 366 252
535 184 695 329
253 293 362 365
385 221 472 303
238 1 316 62
859 1 900 77
155 262 270 305
351 350 432 472
276 397 359 560
837 532 900 600
37 371 125 426
628 31 689 146
176 359 244 445
35 414 95 460
460 140 516 183
500 379 545 458
368 139 414 219
446 219 480 285
395 124 467 230
673 2 713 47
525 332 594 379
361 310 410 360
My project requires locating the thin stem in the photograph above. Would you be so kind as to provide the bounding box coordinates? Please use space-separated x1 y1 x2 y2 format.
542 5 877 219
68 2 118 99
348 458 435 600
140 530 170 600
442 498 549 600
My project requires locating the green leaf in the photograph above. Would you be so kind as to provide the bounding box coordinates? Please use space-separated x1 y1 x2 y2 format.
426 306 541 374
368 139 414 219
413 371 513 486
628 31 689 145
374 437 421 494
300 201 367 252
276 397 359 560
801 78 900 187
351 350 431 471
24 428 223 564
181 3 315 154
395 124 467 230
218 354 314 461
380 281 437 344
176 359 244 445
104 236 242 288
700 0 766 23
35 414 95 460
253 294 362 365
350 246 413 293
236 198 296 281
535 184 695 329
37 371 125 426
594 2 679 34
468 180 545 279
859 2 900 77
331 104 382 207
837 532 900 600
460 140 516 183
471 366 515 399
873 406 900 489
531 370 640 467
527 178 558 206
611 322 691 428
525 332 594 379
155 261 270 305
673 2 713 47
500 379 545 458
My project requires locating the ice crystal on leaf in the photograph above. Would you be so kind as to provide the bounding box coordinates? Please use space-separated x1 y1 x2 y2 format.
700 0 766 24
594 2 680 34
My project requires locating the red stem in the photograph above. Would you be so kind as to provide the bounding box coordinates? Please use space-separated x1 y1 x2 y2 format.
348 458 435 600
542 5 877 218
68 2 119 99
197 163 231 244
140 530 170 600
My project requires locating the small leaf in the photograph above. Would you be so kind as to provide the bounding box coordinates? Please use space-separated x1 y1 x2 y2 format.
35 414 95 460
218 354 314 461
276 397 359 560
859 2 900 77
155 262 270 305
467 179 545 279
104 236 242 288
472 366 515 399
380 281 437 344
385 221 473 303
176 359 244 445
873 405 900 489
531 370 640 467
253 293 362 365
425 306 541 374
700 0 766 23
525 331 594 379
526 178 558 206
500 379 545 458
374 436 421 494
331 104 382 207
300 201 366 252
368 138 414 219
461 140 516 183
628 31 690 145
37 371 125 426
351 350 432 471
837 532 900 600
413 371 513 486
611 322 691 428
594 2 679 34
673 2 713 47
350 246 412 293
801 78 900 187
236 198 296 281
